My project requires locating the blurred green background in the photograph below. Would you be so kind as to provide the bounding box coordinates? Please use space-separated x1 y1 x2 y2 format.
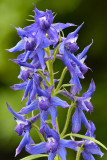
0 0 107 159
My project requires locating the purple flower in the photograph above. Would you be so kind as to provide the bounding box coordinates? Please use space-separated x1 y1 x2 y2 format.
24 6 75 47
72 79 96 133
6 103 40 156
7 32 52 71
81 141 104 160
70 40 93 79
25 125 78 160
10 67 44 105
59 23 84 65
57 40 93 95
18 86 69 130
59 23 91 95
77 121 104 160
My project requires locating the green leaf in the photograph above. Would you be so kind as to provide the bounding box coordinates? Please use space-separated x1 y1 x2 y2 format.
45 119 52 124
53 71 59 75
20 154 48 160
28 15 34 18
31 124 45 142
61 83 74 88
52 89 64 97
37 70 50 87
63 133 107 151
76 141 85 160
26 19 35 22
53 44 59 60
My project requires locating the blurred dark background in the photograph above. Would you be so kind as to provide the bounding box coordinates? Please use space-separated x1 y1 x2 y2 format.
0 0 107 159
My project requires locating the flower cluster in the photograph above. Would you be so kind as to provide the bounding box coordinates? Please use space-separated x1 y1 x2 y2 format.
7 6 104 160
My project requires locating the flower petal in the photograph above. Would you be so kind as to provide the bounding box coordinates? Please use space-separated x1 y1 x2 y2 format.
82 79 95 98
48 106 58 129
22 79 33 101
59 41 65 54
18 100 39 114
62 51 74 75
36 48 45 71
59 139 79 151
77 40 93 60
6 102 25 121
57 148 67 160
50 97 69 108
70 73 82 95
47 27 59 46
81 110 91 130
36 29 45 47
48 153 56 160
85 121 96 138
34 7 45 20
30 113 40 123
66 22 84 40
26 142 46 155
10 82 27 90
40 111 49 134
84 101 93 113
15 131 30 156
46 9 53 25
82 151 95 160
44 124 60 142
29 80 37 101
7 40 24 53
84 142 104 157
60 90 74 101
23 51 32 62
52 23 75 32
72 107 82 133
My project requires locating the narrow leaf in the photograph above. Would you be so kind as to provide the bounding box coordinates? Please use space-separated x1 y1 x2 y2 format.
20 154 48 160
54 44 59 60
37 70 50 87
61 83 74 88
63 133 107 151
45 119 52 124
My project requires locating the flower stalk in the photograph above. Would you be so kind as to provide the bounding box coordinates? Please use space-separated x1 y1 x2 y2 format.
6 5 105 160
60 102 75 138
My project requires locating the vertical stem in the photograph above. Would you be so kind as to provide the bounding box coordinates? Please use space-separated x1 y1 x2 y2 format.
60 103 75 138
45 47 54 86
56 117 60 134
32 111 34 117
76 141 85 160
55 155 61 160
32 123 45 142
55 67 67 93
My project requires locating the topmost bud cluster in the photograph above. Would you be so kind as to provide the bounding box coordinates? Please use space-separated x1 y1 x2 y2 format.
7 6 104 160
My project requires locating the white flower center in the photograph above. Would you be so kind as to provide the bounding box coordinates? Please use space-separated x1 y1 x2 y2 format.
48 137 56 143
38 96 46 102
39 16 47 22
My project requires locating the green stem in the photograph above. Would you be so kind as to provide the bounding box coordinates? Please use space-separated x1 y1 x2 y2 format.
56 117 60 134
32 111 34 117
54 155 58 160
45 47 54 85
62 133 107 151
37 70 50 87
60 103 75 138
53 44 59 60
76 141 85 160
32 123 45 142
54 155 61 160
49 60 54 86
55 67 67 93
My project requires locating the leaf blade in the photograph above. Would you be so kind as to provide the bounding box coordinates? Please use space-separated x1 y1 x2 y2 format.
20 154 48 160
71 133 107 151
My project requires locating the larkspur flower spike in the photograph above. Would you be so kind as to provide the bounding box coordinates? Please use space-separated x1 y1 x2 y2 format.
6 5 105 160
